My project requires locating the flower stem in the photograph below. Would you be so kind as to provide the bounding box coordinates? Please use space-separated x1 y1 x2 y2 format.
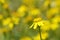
38 26 42 40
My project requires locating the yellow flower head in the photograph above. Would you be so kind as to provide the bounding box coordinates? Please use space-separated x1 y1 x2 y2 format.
8 23 14 30
41 32 48 40
0 14 3 20
50 23 58 30
51 16 60 23
46 8 59 19
29 8 40 16
30 17 42 29
17 5 27 17
40 20 51 31
0 0 5 3
2 18 11 26
23 0 34 5
33 33 40 40
20 37 31 40
12 17 20 24
43 0 50 9
3 3 9 9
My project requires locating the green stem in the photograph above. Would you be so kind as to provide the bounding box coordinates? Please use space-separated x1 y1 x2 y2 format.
38 26 42 40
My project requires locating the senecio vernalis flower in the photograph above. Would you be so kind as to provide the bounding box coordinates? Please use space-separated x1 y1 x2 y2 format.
30 17 59 31
30 17 43 29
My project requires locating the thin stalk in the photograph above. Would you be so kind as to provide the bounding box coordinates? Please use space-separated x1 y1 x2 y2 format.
38 26 42 40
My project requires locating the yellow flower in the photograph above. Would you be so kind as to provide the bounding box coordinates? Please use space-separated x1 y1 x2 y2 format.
55 0 60 7
40 20 51 31
46 8 59 19
29 8 40 16
0 29 3 32
41 32 48 40
0 14 3 20
23 16 33 23
43 0 50 9
2 28 9 32
20 37 32 40
3 3 9 9
50 23 58 30
30 18 42 29
23 0 34 6
30 18 51 31
33 33 40 40
12 17 20 24
2 18 11 26
17 5 27 17
12 12 20 17
0 0 5 3
51 16 60 23
8 23 14 30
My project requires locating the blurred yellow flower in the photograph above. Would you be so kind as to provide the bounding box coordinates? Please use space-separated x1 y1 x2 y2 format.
55 0 60 7
40 20 51 31
33 33 40 40
17 5 27 17
51 16 60 23
23 0 34 6
0 14 3 20
12 17 20 24
2 28 9 32
46 8 59 19
29 8 40 16
0 29 3 32
12 12 20 17
20 37 32 40
23 16 33 23
3 3 9 9
8 23 14 30
41 32 48 40
2 18 11 26
50 23 58 30
43 0 50 9
0 0 5 3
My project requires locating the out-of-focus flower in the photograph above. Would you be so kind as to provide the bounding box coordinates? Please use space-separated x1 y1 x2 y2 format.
46 8 59 19
23 16 33 23
17 5 28 17
0 14 3 20
0 0 5 3
20 37 32 40
41 32 48 40
12 17 20 24
42 0 50 9
50 23 58 30
29 8 40 16
51 16 60 23
23 0 34 6
33 33 40 40
3 3 9 9
2 18 11 26
40 20 51 31
12 12 21 17
54 0 60 7
0 29 3 32
8 23 14 30
2 28 9 32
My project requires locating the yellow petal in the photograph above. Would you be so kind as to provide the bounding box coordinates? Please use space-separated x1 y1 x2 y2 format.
8 23 14 30
33 23 38 29
29 23 34 28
